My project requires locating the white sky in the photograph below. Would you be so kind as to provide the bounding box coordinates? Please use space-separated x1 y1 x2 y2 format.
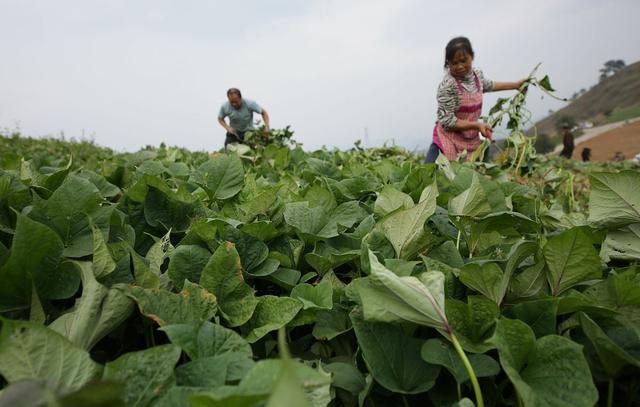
1 0 639 152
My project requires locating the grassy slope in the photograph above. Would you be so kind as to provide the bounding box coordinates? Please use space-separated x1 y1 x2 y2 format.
532 60 640 136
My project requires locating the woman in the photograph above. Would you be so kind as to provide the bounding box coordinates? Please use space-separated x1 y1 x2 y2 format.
425 37 526 162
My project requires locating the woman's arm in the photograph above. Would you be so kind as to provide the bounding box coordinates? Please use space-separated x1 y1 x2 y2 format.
492 79 527 91
452 120 493 139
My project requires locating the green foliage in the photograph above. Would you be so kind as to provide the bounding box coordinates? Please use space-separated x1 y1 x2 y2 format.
0 130 639 406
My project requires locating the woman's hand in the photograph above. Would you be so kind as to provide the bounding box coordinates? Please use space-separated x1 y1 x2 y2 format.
478 123 493 139
516 78 529 89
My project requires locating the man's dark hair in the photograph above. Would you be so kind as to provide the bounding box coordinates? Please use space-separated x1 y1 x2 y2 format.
227 88 242 98
444 36 474 68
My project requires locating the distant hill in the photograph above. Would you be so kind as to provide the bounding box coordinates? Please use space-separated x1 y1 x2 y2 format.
531 60 640 137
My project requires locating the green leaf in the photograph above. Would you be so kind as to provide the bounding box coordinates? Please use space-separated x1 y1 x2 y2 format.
29 174 113 257
350 310 441 394
130 248 159 289
449 173 492 218
0 214 70 310
488 317 598 407
192 155 245 200
265 360 315 407
333 176 380 200
312 307 351 340
283 201 330 240
241 221 281 242
0 318 102 392
374 185 414 217
350 250 447 329
579 312 640 376
384 259 420 277
190 359 331 407
446 296 499 353
245 258 280 278
284 201 367 242
503 298 558 338
459 263 504 305
91 223 116 279
600 223 640 261
588 171 640 228
543 227 602 296
242 359 331 405
175 353 254 387
290 278 333 310
167 245 211 289
236 186 279 222
427 240 464 268
537 75 555 91
175 355 231 387
323 362 366 395
303 183 337 212
244 295 303 343
143 185 201 232
420 338 500 384
199 242 257 327
146 229 175 275
103 344 181 407
220 227 269 273
78 169 121 198
0 379 126 407
161 320 252 360
381 182 438 259
508 262 546 301
49 262 134 350
305 157 341 179
122 280 217 326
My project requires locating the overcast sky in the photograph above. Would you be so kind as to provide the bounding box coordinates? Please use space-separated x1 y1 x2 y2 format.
1 0 639 152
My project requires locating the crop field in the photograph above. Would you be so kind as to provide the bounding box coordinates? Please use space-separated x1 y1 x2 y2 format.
0 127 639 407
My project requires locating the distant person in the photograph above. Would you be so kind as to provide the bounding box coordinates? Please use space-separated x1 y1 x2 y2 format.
217 88 270 149
612 151 626 161
581 147 591 162
424 36 527 163
559 123 574 158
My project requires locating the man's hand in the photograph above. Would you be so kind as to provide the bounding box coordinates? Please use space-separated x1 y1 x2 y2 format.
228 127 237 135
478 123 493 139
263 127 270 136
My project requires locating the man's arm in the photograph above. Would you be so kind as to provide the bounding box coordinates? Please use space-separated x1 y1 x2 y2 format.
217 116 235 134
261 110 270 133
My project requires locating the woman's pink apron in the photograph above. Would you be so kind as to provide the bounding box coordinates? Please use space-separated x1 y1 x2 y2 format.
433 73 484 161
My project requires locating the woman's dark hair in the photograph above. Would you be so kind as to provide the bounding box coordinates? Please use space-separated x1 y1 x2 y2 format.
444 37 474 68
227 88 242 98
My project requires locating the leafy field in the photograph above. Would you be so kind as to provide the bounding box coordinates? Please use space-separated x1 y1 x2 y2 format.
0 132 639 407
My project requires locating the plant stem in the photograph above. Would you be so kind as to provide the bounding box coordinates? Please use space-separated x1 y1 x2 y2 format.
450 333 484 407
401 394 409 407
607 378 614 407
457 382 462 400
456 229 461 250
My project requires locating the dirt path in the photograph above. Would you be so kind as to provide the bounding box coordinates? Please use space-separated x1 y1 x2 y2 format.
553 117 640 154
569 119 640 161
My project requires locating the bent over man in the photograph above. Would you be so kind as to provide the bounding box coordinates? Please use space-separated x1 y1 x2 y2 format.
217 88 270 149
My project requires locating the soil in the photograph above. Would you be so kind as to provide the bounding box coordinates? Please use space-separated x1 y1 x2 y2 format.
571 120 640 161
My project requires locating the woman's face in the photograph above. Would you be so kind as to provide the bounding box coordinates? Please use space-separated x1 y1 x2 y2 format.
448 50 473 79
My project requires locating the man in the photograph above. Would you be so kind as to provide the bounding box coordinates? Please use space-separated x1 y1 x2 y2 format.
217 88 270 149
559 123 574 159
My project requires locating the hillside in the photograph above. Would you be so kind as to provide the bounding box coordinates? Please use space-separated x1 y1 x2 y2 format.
532 60 640 137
